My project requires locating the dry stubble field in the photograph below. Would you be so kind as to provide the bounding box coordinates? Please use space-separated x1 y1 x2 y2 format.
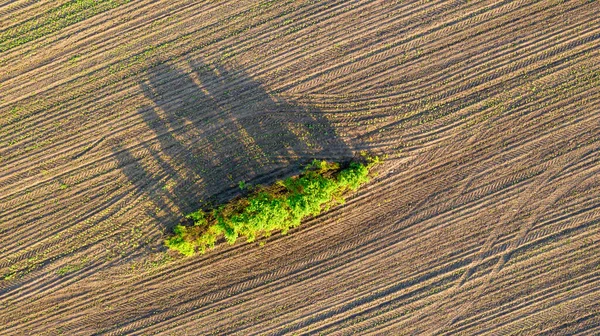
1 0 599 334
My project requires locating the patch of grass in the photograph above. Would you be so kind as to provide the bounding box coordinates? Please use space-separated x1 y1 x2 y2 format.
57 264 81 276
67 54 81 65
165 157 382 256
0 0 130 52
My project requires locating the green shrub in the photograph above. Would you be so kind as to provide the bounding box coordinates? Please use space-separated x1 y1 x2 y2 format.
165 225 195 256
165 157 381 256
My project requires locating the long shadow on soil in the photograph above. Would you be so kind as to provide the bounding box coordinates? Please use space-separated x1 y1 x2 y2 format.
100 57 363 334
112 57 356 239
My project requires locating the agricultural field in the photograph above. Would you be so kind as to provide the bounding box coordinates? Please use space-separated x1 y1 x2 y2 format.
0 0 599 334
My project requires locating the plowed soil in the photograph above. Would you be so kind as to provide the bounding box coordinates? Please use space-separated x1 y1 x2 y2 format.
1 0 599 335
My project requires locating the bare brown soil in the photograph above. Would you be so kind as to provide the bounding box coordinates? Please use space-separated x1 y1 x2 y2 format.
0 0 599 334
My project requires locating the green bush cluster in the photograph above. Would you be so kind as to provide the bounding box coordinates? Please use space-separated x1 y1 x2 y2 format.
165 157 381 256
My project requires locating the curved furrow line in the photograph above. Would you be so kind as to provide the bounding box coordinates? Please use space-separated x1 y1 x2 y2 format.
528 199 600 241
106 234 474 336
430 165 600 333
357 45 598 123
0 0 135 55
464 141 597 247
315 0 567 94
453 122 600 209
0 0 144 70
0 175 126 234
4 122 592 334
506 200 600 262
184 259 464 335
360 238 584 332
336 1 596 94
0 0 342 109
225 246 476 334
0 0 271 73
230 0 416 78
0 0 284 99
1 0 599 333
539 311 600 336
287 56 598 132
530 192 600 234
254 0 472 91
0 174 122 237
7 197 410 330
0 153 130 214
2 173 183 265
0 240 150 329
0 198 144 283
0 145 193 249
274 0 522 94
0 251 120 316
0 127 255 229
307 54 596 111
0 0 65 32
478 230 599 299
493 206 599 279
349 151 539 230
390 109 599 212
361 249 600 336
452 99 600 196
371 123 597 227
218 61 592 161
1 109 346 218
0 0 229 82
385 143 600 332
0 257 132 332
286 0 506 92
110 233 474 335
0 81 289 192
398 37 599 121
372 233 600 334
453 261 600 334
313 0 584 98
0 187 136 269
340 244 599 335
475 286 600 335
274 32 592 120
0 0 278 139
361 74 600 163
346 18 598 98
356 59 598 149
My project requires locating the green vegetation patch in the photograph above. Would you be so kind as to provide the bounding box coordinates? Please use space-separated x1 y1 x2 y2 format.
0 0 130 52
166 157 382 256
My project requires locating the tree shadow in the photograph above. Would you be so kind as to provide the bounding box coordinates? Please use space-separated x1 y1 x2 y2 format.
112 57 357 238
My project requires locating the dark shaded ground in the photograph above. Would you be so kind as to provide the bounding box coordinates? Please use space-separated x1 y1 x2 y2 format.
112 57 357 232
